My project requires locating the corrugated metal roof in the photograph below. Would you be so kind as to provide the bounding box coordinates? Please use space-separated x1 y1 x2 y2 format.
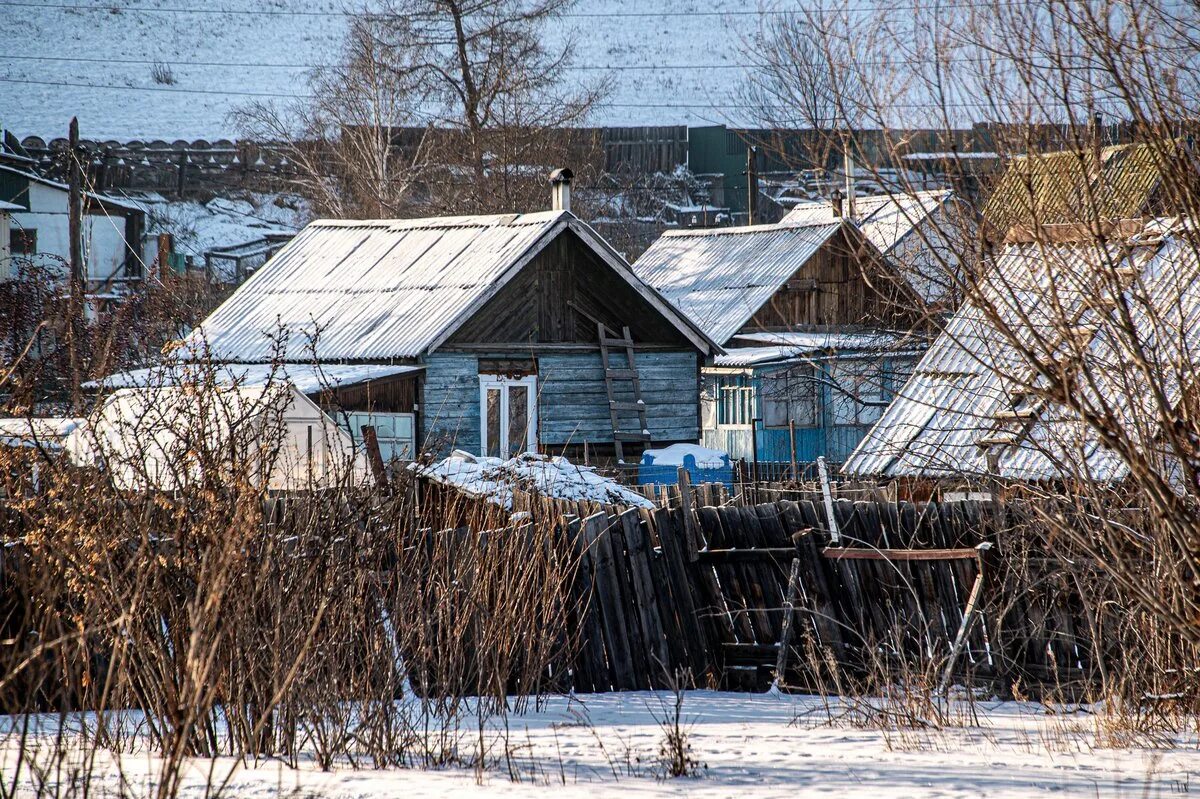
194 212 562 361
783 190 952 254
190 210 712 361
632 220 843 345
843 223 1198 480
982 143 1167 234
784 190 958 303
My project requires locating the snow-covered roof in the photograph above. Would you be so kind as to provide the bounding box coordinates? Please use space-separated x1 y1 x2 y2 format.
632 220 845 345
0 417 83 450
640 443 730 469
193 210 712 361
0 163 145 213
783 189 952 255
89 362 423 395
0 200 22 212
782 190 959 304
715 330 921 367
65 384 368 490
843 222 1197 481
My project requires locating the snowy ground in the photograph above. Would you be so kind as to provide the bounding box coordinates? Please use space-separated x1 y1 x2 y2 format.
4 691 1198 798
1 0 758 140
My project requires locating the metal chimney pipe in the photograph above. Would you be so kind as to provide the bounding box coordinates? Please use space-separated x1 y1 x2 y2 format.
549 167 573 212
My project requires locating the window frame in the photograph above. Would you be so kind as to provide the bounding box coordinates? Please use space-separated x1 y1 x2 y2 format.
478 374 538 458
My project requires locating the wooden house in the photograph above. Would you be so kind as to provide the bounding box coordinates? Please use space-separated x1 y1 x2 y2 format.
0 161 150 285
634 213 931 466
98 178 714 463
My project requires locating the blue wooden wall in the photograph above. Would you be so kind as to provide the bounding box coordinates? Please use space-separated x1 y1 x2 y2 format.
421 352 482 454
701 354 917 465
538 351 699 447
420 350 700 457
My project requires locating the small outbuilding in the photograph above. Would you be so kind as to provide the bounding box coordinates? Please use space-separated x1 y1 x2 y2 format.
64 384 367 491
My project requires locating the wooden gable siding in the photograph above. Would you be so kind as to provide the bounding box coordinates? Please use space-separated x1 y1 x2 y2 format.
742 227 920 333
445 229 692 348
420 350 700 458
312 372 419 415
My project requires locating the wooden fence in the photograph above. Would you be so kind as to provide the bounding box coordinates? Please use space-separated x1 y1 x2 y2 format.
557 489 1124 696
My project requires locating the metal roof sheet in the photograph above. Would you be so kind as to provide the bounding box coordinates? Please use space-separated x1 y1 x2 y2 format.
783 190 952 254
843 224 1197 480
783 190 958 303
187 211 712 361
632 220 843 345
714 330 918 367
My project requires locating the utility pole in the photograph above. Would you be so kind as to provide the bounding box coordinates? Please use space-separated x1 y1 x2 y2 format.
67 117 85 412
745 144 758 225
843 129 857 222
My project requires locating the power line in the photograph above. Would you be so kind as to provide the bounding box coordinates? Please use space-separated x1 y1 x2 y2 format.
1 51 1087 71
0 76 1013 111
2 53 752 70
0 0 1101 19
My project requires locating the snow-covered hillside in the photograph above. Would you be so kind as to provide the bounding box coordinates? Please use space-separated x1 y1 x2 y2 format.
0 0 760 140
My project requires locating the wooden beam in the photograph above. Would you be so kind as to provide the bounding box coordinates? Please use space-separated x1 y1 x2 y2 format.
822 547 981 561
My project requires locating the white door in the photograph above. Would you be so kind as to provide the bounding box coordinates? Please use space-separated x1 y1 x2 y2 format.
479 374 537 458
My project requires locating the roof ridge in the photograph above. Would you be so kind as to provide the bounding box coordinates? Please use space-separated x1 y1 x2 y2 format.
661 219 842 238
311 210 568 230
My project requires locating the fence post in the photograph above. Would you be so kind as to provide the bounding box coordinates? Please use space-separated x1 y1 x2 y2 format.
677 466 699 562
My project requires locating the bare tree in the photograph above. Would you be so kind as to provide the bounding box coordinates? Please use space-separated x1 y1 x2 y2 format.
745 9 864 132
799 0 1200 657
234 0 610 218
230 22 432 219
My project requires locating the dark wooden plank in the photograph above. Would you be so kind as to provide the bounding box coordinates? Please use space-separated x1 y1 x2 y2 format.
609 512 653 687
653 507 710 680
566 515 607 692
620 508 671 682
698 506 756 643
717 505 773 642
583 512 637 690
641 509 689 674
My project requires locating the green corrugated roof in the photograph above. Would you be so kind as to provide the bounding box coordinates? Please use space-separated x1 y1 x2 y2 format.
983 143 1168 233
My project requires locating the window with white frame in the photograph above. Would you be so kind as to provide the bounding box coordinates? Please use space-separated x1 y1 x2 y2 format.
716 375 754 427
761 366 819 427
345 411 416 462
479 374 537 458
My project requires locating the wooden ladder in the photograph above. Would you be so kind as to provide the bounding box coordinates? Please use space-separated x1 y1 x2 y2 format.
598 322 650 463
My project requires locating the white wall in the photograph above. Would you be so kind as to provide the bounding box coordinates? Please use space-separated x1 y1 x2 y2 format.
10 182 138 283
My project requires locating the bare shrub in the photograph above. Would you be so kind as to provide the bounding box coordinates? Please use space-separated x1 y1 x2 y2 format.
0 357 584 796
149 63 176 86
650 669 704 779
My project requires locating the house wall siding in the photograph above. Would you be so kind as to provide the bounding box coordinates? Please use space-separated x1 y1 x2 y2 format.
421 353 483 454
538 351 699 447
420 350 701 457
